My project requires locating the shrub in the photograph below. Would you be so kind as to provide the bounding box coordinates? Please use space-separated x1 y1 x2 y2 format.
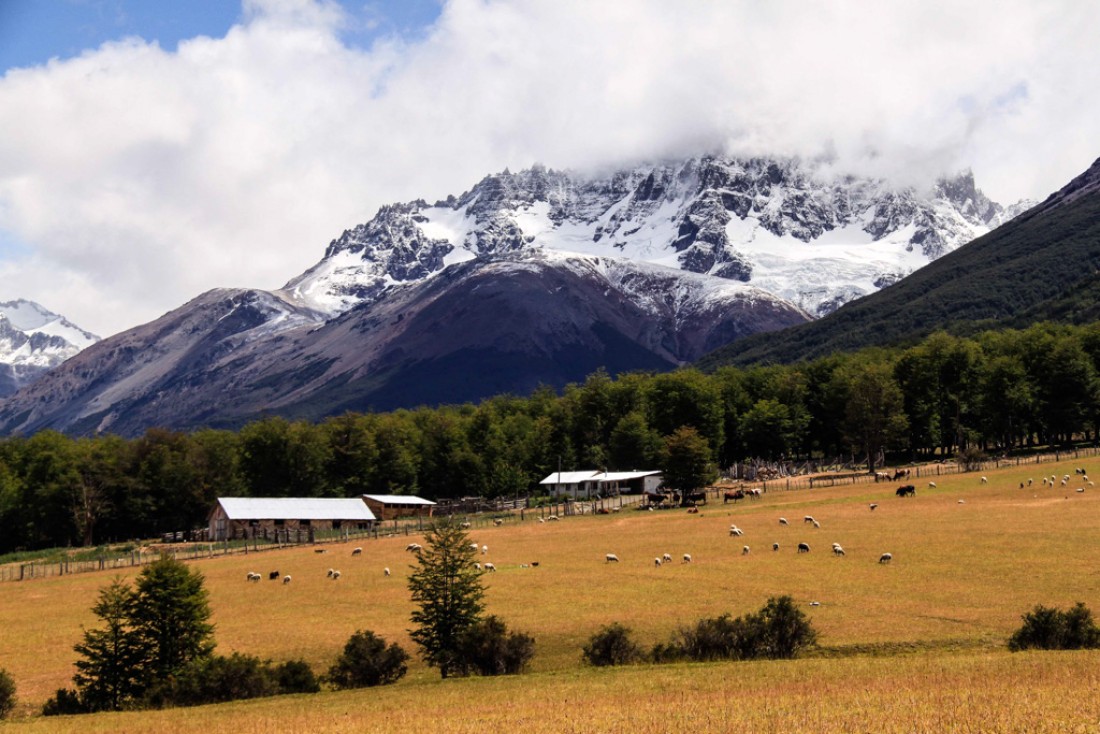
144 653 278 708
42 688 87 716
453 616 536 676
0 668 16 719
1009 603 1100 651
582 623 644 667
672 613 754 662
327 630 409 688
275 659 320 694
752 595 819 659
662 596 818 662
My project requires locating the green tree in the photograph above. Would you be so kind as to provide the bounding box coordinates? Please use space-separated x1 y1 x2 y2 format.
130 558 215 682
662 426 718 497
838 361 909 472
0 668 15 719
71 578 146 712
327 630 409 688
407 519 486 678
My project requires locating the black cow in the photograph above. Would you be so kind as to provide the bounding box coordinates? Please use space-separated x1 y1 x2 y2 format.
895 485 916 497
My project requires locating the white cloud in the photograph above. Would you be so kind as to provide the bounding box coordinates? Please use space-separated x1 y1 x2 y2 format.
0 0 1097 336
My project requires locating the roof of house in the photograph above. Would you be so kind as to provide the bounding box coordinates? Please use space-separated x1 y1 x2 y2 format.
539 470 661 485
362 494 436 506
215 497 376 522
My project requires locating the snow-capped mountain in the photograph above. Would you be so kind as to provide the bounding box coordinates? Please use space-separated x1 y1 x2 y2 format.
0 300 99 397
287 155 1030 319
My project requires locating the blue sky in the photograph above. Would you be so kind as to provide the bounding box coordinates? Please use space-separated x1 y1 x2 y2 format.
0 0 1096 338
0 0 442 72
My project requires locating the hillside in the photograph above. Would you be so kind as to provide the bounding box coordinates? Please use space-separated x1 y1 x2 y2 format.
698 157 1100 368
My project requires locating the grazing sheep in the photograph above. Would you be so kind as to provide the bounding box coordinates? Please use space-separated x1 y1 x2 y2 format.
547 515 560 521
482 545 488 555
1077 487 1085 493
928 482 937 488
405 543 422 552
1028 478 1033 486
812 520 821 529
981 476 988 484
1062 478 1069 486
683 553 693 563
493 518 504 526
269 570 281 580
484 562 496 572
352 547 362 556
314 548 327 554
958 499 966 504
833 545 845 557
384 567 391 577
879 553 893 564
605 553 620 563
741 546 750 555
772 542 779 552
803 516 815 524
474 562 482 570
797 543 810 553
663 553 673 563
327 568 335 577
654 557 662 567
809 601 821 607
470 543 479 551
331 570 341 580
869 503 878 511
729 526 744 537
779 517 789 525
283 575 292 584
537 518 545 523
246 572 261 582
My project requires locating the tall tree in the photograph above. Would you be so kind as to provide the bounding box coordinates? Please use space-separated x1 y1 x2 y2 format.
130 558 215 681
407 519 486 678
72 578 146 711
662 426 718 497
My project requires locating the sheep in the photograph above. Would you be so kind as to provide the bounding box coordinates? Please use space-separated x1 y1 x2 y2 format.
797 542 810 553
729 525 744 537
803 516 815 524
742 546 750 555
314 548 327 554
1028 478 1033 486
779 517 789 525
384 567 391 577
537 518 545 524
246 572 261 582
331 570 341 580
481 545 488 555
484 562 496 572
683 553 693 563
352 547 362 556
662 553 673 563
981 476 988 484
546 515 560 521
470 543 479 552
269 570 281 580
1077 487 1085 493
879 553 893 564
605 553 620 563
958 499 966 504
327 568 335 577
493 518 504 526
460 521 472 529
812 520 821 529
1061 478 1068 486
474 562 482 570
405 543 422 552
283 575 292 584
928 482 937 488
809 601 821 607
772 542 780 552
833 545 845 557
869 503 878 511
654 557 663 567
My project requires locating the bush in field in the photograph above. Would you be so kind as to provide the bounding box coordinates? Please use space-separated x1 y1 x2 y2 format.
582 623 644 667
1008 603 1100 651
0 668 16 719
42 688 88 716
145 653 278 708
275 659 320 694
661 596 818 662
327 630 409 689
453 616 535 676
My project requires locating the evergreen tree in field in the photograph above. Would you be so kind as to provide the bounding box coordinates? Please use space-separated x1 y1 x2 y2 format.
72 578 146 711
662 426 718 498
407 519 485 678
130 557 215 681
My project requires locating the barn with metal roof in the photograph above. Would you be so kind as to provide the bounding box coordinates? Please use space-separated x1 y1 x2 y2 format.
208 497 376 541
361 494 436 521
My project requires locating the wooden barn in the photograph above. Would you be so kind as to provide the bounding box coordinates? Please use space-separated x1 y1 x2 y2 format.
539 470 662 499
208 497 376 542
361 494 436 521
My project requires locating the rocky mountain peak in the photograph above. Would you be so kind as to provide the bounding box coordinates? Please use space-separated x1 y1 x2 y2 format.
0 299 100 397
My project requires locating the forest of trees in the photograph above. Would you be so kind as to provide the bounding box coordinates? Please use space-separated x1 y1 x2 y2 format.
3 321 1100 553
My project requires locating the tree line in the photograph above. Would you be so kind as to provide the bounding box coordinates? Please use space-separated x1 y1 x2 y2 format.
3 321 1100 552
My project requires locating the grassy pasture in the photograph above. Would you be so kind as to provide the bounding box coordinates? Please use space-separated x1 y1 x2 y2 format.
1 459 1099 729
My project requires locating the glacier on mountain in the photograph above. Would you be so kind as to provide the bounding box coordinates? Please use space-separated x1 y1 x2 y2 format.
0 300 100 396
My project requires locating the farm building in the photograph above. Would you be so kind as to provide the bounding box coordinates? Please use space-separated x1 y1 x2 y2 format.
208 497 377 542
539 470 662 499
361 494 436 521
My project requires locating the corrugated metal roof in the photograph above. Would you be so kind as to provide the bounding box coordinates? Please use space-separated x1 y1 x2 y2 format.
597 471 661 482
217 497 376 521
362 494 436 506
539 471 601 485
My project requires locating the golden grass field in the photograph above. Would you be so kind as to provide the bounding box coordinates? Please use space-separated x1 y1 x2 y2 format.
2 459 1099 731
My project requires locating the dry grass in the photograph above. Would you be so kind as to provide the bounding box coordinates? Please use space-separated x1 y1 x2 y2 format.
1 459 1099 728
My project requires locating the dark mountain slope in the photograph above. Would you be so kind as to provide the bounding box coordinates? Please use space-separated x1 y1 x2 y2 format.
698 157 1100 368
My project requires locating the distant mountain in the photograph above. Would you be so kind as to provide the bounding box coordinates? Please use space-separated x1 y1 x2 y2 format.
0 300 99 397
698 157 1100 369
0 154 1025 436
0 253 804 435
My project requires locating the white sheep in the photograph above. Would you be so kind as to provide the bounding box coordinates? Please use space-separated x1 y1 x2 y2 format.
605 553 620 563
405 543 422 552
662 553 672 563
460 521 472 529
833 545 845 557
331 570 341 580
729 526 744 537
493 518 503 526
741 546 750 555
803 516 815 524
869 503 878 511
283 575 292 584
470 543 479 552
246 572 261 582
484 562 496 572
384 567 391 577
474 562 482 570
351 547 362 556
547 515 559 521
654 557 662 567
928 482 937 488
327 568 335 577
812 520 821 529
981 476 988 484
779 517 789 525
879 552 893 564
481 545 488 555
683 553 693 563
797 543 810 553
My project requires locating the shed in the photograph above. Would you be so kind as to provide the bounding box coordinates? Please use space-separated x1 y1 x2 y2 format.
208 497 376 542
539 470 662 499
361 494 436 521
